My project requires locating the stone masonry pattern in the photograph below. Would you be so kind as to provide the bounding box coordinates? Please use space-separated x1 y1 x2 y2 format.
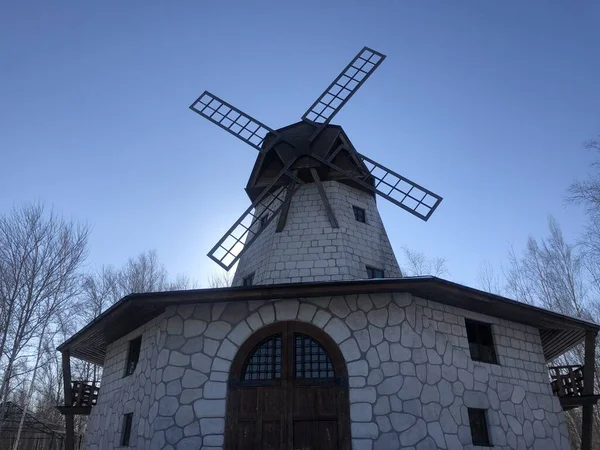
232 181 402 286
84 293 570 450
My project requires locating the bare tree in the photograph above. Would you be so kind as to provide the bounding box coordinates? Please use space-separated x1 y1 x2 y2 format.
208 269 234 288
401 247 449 277
476 260 504 295
0 203 89 434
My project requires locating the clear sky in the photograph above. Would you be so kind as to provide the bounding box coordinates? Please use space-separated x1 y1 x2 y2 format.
1 1 599 288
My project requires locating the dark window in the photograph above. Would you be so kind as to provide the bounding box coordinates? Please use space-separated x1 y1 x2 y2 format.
121 413 133 446
366 266 384 279
353 206 366 223
243 273 254 286
468 408 491 446
465 320 498 364
259 214 270 230
295 334 335 379
124 336 142 377
242 335 282 381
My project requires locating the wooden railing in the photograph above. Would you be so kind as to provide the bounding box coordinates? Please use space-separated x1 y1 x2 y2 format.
70 380 100 408
550 365 585 397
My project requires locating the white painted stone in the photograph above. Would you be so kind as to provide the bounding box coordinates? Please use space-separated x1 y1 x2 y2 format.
340 338 361 361
388 303 404 326
246 312 263 331
325 317 351 343
389 413 416 432
369 325 383 345
258 304 275 324
191 353 212 373
228 321 252 346
401 322 422 348
351 403 373 422
367 308 388 327
199 340 218 358
312 309 331 328
217 339 238 361
204 321 231 340
357 295 373 312
329 297 350 318
351 422 379 439
355 329 371 352
398 377 422 400
346 311 368 330
297 303 317 322
200 418 225 435
181 370 208 389
193 400 226 418
384 326 400 342
348 360 369 377
183 319 207 338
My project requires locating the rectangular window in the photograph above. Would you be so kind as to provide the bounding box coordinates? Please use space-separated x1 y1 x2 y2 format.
353 206 366 223
243 273 254 286
465 320 498 364
468 408 491 446
124 336 142 377
366 266 384 279
121 413 133 446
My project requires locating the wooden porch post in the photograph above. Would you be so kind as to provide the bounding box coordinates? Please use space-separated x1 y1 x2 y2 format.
62 350 75 450
581 330 596 450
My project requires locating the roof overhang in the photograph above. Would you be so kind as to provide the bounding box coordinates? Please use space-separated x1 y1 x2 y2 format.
58 277 599 366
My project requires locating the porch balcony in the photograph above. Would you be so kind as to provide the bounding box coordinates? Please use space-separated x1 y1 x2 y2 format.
56 380 100 416
549 365 599 411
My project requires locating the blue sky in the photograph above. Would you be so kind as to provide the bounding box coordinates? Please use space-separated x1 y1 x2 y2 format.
1 1 599 288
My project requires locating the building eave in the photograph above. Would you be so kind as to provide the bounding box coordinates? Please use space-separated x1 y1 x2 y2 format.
58 276 600 366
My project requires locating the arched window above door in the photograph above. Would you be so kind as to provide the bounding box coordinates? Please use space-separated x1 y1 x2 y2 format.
295 334 335 379
242 334 282 381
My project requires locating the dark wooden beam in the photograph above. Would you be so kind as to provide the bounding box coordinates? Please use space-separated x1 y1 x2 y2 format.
276 183 296 232
57 406 93 415
62 351 75 450
581 330 597 450
310 168 339 228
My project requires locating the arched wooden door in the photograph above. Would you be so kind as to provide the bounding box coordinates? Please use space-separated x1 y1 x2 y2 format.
225 321 351 450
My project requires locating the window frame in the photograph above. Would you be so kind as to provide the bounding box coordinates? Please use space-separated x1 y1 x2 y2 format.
124 336 142 377
366 265 384 279
465 319 498 365
121 413 133 447
259 214 270 230
467 408 492 447
352 205 366 223
243 273 255 287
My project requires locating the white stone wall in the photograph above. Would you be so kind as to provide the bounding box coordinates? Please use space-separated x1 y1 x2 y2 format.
84 294 570 450
232 181 402 286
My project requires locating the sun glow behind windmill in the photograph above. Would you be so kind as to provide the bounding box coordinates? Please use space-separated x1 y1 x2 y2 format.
190 47 443 271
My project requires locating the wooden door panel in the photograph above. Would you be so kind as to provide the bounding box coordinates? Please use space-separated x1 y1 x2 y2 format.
236 421 256 450
237 389 258 418
293 420 315 450
262 420 282 450
226 321 350 450
319 420 338 450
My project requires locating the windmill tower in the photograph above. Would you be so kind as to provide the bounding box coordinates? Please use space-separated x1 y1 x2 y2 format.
191 47 442 286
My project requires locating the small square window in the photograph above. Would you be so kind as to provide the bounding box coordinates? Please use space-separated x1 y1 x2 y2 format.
465 320 498 364
259 214 270 230
121 413 133 446
467 408 491 446
243 273 254 286
124 336 142 377
366 266 384 279
353 206 366 223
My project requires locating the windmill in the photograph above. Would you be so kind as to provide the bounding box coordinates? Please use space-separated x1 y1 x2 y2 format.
190 46 442 272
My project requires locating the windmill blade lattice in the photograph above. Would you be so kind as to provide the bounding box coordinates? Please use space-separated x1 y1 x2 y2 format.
190 91 286 153
208 165 304 270
302 47 386 140
313 151 442 221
